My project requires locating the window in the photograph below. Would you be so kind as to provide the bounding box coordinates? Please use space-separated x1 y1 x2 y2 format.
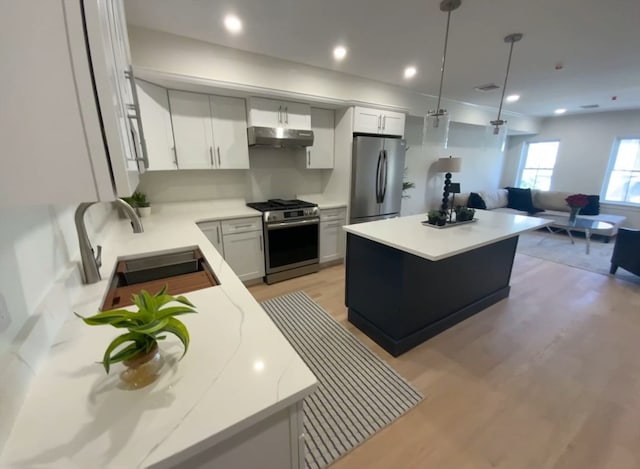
518 141 560 191
603 138 640 205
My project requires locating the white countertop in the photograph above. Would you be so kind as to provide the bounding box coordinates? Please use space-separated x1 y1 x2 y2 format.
296 194 348 210
1 199 317 468
343 211 552 261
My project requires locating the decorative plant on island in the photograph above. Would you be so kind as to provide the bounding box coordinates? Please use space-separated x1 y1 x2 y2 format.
565 193 589 222
427 209 447 226
454 206 476 222
75 286 197 389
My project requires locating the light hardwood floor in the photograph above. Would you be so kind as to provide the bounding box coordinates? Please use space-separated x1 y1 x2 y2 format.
249 254 640 469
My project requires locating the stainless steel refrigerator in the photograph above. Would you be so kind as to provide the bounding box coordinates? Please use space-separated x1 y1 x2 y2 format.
350 136 406 224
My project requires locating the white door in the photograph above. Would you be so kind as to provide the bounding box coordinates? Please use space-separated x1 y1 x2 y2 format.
281 101 311 130
210 96 250 169
223 231 265 281
381 111 406 137
83 0 140 197
136 81 176 170
307 108 334 169
320 221 343 263
353 106 382 134
169 90 214 169
198 221 225 256
246 97 283 127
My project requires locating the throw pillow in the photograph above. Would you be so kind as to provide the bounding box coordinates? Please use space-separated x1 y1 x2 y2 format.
467 192 487 209
506 187 544 214
581 195 600 215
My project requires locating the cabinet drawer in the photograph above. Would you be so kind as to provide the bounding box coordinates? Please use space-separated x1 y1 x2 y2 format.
221 217 262 235
320 208 347 222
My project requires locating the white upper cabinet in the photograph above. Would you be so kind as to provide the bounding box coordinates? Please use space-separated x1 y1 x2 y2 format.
353 106 406 137
166 91 249 170
168 90 214 170
84 0 144 196
247 97 311 130
210 96 250 169
1 0 143 205
306 108 335 169
136 80 177 170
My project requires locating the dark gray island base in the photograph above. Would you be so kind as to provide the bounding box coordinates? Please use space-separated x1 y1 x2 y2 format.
345 233 519 356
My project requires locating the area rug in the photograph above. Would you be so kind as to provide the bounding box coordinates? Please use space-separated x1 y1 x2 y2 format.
517 230 640 285
261 291 423 469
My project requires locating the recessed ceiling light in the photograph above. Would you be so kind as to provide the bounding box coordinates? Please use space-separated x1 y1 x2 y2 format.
333 46 347 61
224 14 242 34
506 94 520 102
554 108 567 115
404 66 417 79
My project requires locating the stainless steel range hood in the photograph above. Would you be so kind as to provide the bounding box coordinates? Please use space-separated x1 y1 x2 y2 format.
247 127 314 148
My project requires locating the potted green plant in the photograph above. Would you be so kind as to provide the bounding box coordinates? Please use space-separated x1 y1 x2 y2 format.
427 209 447 226
75 286 197 389
455 206 476 222
402 168 415 199
131 191 151 217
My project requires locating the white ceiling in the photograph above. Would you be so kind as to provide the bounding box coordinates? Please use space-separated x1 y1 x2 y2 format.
124 0 640 117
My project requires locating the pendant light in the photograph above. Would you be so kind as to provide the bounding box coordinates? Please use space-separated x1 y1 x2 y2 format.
424 0 462 147
490 33 523 135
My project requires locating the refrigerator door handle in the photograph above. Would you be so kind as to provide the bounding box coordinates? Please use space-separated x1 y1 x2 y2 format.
375 150 383 203
380 150 388 202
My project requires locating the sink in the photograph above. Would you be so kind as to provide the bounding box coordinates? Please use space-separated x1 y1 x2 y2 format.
119 250 203 286
102 247 219 310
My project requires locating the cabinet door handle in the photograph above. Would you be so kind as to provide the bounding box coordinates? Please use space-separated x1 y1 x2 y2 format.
285 107 289 124
307 149 311 166
172 146 178 168
216 226 221 244
378 115 381 130
278 106 282 123
234 224 253 229
209 146 214 167
382 115 386 130
259 234 263 251
217 147 221 166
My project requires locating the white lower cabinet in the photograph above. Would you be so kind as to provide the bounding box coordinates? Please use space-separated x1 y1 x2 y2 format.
171 402 305 469
197 220 225 257
199 217 265 282
319 208 347 263
223 230 265 281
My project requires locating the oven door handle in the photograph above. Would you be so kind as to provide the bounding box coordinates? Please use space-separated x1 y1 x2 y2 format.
266 218 320 230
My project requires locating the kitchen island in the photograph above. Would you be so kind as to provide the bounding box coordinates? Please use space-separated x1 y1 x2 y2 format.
343 211 550 356
1 199 317 469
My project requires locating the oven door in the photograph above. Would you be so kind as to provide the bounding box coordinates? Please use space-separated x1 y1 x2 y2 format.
265 219 319 274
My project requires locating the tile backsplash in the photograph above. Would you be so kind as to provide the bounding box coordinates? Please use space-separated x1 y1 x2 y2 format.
138 147 327 204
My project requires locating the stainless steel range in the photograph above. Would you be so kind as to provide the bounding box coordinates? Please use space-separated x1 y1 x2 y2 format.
247 199 319 284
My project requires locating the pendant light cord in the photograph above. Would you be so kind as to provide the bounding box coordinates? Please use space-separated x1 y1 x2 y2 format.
435 9 453 114
496 38 517 123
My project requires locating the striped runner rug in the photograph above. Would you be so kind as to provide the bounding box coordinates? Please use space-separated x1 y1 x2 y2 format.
261 291 423 469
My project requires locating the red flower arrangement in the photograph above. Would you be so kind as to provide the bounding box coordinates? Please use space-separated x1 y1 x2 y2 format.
565 193 589 208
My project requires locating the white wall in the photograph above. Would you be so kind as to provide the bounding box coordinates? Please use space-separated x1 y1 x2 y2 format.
138 149 326 203
502 109 640 228
0 203 112 451
128 27 541 133
400 119 507 216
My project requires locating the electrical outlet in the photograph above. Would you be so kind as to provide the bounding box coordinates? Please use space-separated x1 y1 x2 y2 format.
0 293 11 333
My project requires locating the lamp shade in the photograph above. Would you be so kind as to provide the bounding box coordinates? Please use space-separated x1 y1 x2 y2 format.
437 156 462 173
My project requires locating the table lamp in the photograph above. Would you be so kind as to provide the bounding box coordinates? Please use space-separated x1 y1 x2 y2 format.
437 156 462 215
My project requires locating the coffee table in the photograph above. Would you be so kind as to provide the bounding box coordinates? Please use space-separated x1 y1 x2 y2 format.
541 215 614 254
